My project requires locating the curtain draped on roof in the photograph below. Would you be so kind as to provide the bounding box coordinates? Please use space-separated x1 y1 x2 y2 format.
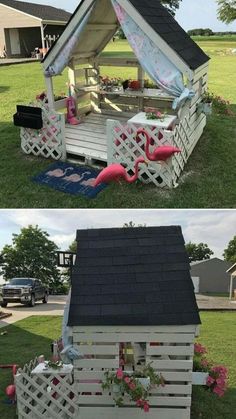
111 0 195 109
44 5 94 77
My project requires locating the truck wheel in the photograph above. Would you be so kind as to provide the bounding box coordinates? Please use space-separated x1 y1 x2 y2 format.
1 301 8 308
42 293 48 304
29 294 35 307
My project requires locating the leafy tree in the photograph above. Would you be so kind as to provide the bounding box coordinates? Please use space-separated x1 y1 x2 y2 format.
161 0 182 14
217 0 236 23
185 242 214 263
123 221 147 228
223 235 236 263
0 225 61 288
68 240 77 253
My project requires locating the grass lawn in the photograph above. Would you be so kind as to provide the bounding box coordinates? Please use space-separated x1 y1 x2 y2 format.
0 312 235 419
0 39 235 208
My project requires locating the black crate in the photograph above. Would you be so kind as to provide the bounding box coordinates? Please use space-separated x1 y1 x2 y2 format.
13 105 43 129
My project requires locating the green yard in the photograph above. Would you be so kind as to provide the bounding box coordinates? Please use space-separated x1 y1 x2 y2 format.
0 38 235 208
0 312 235 419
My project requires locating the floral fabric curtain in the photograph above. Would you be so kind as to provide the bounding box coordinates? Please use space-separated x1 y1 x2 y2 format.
111 0 194 109
44 5 94 77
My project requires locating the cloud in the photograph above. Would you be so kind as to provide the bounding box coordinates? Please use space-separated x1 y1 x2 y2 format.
1 210 235 257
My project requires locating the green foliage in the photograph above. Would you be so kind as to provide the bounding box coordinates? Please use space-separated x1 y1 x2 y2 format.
68 240 77 253
188 28 214 36
123 221 147 228
217 0 236 23
185 242 214 262
223 235 236 263
0 225 60 288
160 0 182 14
102 364 164 409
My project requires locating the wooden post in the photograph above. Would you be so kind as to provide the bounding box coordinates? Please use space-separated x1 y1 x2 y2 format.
137 66 145 110
44 76 55 109
40 23 46 56
68 58 78 115
229 274 233 300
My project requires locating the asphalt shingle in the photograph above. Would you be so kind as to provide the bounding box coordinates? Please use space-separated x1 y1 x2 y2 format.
68 226 201 326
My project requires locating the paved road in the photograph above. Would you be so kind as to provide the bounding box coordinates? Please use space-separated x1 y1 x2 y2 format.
0 295 67 328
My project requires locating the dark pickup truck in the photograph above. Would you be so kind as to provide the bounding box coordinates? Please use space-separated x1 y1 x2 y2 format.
0 278 48 307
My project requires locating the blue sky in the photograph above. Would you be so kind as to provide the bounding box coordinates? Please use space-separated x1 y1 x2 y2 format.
0 210 235 259
24 0 236 31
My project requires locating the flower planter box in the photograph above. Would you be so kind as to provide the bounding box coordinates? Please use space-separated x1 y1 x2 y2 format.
135 377 150 390
197 102 212 116
192 372 209 385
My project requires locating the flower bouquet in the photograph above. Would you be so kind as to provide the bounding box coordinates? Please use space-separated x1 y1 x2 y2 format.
145 107 166 121
102 363 165 412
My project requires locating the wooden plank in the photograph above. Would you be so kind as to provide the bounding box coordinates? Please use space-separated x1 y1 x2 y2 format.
74 358 119 369
66 138 107 154
73 332 195 344
77 383 192 395
74 370 192 382
100 103 139 113
73 325 197 333
78 407 190 419
66 143 107 161
147 344 194 356
98 56 140 67
78 394 191 406
65 128 107 143
76 344 118 355
145 359 193 370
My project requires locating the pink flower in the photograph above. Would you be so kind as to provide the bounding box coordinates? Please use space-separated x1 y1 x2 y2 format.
194 343 207 355
136 399 143 407
206 376 215 386
156 111 162 118
213 386 225 397
201 359 209 367
129 382 136 390
124 376 131 384
116 369 123 379
143 402 150 412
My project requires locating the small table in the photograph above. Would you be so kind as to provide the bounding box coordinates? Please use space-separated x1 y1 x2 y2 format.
128 112 177 130
31 362 73 376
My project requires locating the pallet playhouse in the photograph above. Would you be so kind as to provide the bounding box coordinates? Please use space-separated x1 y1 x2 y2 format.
15 226 204 419
19 0 210 188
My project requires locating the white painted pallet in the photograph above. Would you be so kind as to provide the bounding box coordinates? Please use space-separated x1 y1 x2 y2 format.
20 101 67 161
15 358 78 419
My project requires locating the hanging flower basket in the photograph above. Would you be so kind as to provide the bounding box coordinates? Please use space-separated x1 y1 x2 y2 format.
102 364 165 412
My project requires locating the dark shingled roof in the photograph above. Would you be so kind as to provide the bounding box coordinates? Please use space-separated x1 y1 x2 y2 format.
1 0 71 22
129 0 209 70
68 226 201 327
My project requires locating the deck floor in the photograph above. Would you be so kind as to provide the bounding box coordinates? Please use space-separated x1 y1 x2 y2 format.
65 112 131 163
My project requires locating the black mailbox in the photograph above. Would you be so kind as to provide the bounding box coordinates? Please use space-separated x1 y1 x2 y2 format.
13 105 43 129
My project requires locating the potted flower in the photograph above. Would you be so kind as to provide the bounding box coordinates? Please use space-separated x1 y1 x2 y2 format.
102 363 165 412
145 107 166 121
193 342 228 397
198 91 213 116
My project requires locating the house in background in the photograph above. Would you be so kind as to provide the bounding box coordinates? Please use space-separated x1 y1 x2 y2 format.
0 0 71 58
227 263 236 300
190 257 232 294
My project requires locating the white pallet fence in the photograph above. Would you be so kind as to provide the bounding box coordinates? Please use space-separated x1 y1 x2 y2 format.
20 101 67 161
15 358 78 419
73 325 196 419
107 109 206 188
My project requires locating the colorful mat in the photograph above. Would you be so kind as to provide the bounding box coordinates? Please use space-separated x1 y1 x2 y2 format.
32 162 107 198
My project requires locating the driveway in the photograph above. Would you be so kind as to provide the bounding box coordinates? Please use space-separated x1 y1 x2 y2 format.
0 58 38 66
0 295 67 328
196 294 236 310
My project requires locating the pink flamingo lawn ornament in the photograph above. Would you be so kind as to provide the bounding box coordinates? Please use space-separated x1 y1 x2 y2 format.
94 157 147 187
136 128 181 162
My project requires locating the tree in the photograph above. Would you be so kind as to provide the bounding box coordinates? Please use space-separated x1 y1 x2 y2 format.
223 235 236 263
161 0 182 14
68 240 77 253
217 0 236 23
185 242 214 263
123 221 147 228
0 225 61 288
